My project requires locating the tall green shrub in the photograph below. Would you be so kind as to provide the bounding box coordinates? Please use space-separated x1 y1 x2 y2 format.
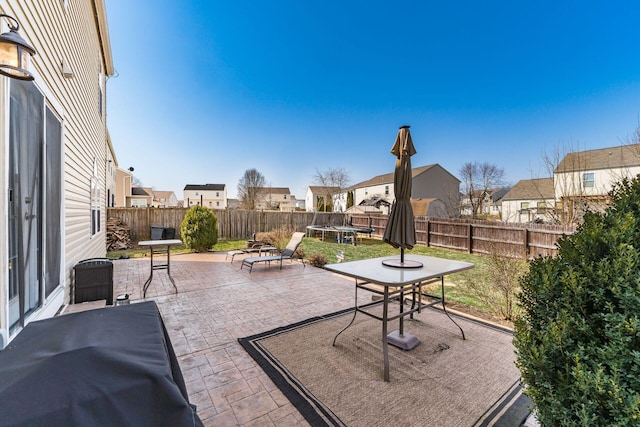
180 206 218 252
514 176 640 426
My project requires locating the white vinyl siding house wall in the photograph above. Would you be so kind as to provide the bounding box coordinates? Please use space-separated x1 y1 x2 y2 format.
305 186 341 212
501 178 556 224
554 144 640 219
0 0 113 347
184 184 227 209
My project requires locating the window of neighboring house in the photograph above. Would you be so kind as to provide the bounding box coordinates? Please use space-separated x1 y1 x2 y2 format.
216 201 220 207
91 157 101 236
209 201 212 206
492 205 499 212
385 186 389 195
216 192 219 197
583 172 595 188
284 194 287 199
520 202 530 211
365 188 368 196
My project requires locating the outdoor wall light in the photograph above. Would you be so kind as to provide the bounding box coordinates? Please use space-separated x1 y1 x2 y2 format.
0 14 36 81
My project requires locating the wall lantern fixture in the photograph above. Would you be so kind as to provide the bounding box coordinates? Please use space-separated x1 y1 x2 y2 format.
0 14 36 81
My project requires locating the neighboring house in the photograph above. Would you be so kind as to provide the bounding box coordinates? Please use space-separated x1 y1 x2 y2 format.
358 197 391 215
305 186 343 212
411 198 448 217
349 164 460 217
554 144 640 221
0 1 113 347
106 132 117 207
130 186 153 207
114 169 154 207
152 191 178 207
255 187 293 211
501 178 556 223
184 184 227 209
346 205 382 214
461 187 509 218
227 198 240 209
115 167 133 207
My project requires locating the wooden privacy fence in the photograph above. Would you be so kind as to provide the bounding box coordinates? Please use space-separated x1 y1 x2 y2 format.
350 215 576 259
107 208 575 259
107 208 338 241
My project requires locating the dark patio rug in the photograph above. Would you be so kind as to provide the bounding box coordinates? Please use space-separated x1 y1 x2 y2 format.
239 305 532 427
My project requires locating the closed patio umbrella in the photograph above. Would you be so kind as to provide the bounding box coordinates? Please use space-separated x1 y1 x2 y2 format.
382 125 422 268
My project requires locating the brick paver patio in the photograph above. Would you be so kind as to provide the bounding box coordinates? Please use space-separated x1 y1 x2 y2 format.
111 251 374 426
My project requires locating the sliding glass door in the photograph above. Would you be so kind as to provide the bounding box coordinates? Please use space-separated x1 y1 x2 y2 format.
8 79 62 332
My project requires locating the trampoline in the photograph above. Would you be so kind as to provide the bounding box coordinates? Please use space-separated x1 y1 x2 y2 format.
306 225 374 246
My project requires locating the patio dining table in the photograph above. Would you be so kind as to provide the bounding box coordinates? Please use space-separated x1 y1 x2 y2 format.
325 254 474 381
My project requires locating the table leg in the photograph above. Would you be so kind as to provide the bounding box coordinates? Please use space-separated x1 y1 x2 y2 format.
440 277 465 340
143 248 154 297
166 246 178 294
333 280 359 346
382 287 390 382
409 281 423 319
398 287 405 336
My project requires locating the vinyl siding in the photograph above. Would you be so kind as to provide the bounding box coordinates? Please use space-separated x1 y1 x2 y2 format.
1 0 112 310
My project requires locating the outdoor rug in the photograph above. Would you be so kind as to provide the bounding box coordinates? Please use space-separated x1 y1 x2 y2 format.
239 304 531 427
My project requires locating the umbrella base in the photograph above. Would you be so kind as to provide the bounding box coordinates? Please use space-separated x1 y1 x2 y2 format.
387 330 421 350
382 259 423 269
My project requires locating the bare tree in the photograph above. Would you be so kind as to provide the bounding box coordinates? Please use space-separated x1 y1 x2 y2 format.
312 167 351 212
459 162 505 219
238 168 265 210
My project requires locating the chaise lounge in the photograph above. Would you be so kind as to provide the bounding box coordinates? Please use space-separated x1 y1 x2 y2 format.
241 232 305 273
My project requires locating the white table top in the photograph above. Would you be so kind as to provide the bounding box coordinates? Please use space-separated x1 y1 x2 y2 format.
324 254 474 287
138 239 183 247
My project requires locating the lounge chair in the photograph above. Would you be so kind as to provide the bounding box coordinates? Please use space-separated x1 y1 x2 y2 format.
226 245 278 262
241 232 305 273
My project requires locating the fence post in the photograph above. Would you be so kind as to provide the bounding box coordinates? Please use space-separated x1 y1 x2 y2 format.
425 219 430 247
467 223 472 254
523 228 529 259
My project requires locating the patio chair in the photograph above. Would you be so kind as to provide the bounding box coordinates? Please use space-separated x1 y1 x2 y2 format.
241 232 305 273
226 244 278 262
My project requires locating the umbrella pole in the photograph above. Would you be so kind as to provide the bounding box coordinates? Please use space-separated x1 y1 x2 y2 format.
400 247 404 264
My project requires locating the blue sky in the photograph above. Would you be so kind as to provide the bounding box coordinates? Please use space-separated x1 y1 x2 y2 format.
105 1 640 200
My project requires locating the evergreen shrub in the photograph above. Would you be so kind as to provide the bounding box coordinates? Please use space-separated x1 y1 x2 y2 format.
514 176 640 426
180 206 218 252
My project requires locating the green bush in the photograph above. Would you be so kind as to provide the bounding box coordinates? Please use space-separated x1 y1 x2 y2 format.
514 176 640 426
180 206 218 252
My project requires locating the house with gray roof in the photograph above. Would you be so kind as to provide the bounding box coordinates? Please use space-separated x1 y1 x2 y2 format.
554 144 640 220
501 178 556 223
255 187 295 211
130 186 154 207
348 164 460 218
